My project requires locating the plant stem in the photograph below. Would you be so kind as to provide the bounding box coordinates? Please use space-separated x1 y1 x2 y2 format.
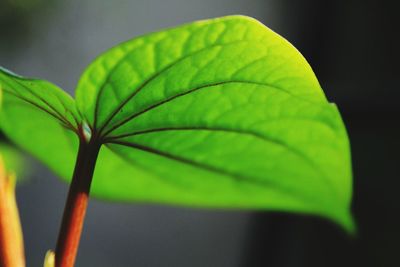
55 137 101 267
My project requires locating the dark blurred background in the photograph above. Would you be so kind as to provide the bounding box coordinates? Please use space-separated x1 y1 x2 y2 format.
0 0 398 266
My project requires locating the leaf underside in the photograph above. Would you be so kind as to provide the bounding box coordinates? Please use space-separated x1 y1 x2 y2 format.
0 16 354 232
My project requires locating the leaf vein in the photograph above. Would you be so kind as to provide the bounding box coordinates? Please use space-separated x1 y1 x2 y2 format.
12 79 77 131
95 39 249 135
102 80 294 137
2 89 75 131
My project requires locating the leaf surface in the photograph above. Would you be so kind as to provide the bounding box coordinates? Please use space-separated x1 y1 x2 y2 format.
0 16 354 231
0 68 79 180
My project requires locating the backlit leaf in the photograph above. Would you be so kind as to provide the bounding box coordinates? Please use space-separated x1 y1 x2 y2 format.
0 16 354 231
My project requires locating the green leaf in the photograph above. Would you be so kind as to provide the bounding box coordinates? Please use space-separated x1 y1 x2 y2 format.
0 67 80 180
0 15 354 232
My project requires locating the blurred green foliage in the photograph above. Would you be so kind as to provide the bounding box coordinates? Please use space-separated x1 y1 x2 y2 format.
0 142 28 180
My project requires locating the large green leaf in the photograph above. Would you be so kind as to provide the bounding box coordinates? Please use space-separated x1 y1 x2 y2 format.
0 16 354 231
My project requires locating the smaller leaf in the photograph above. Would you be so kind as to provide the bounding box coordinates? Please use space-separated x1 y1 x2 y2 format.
0 67 81 132
0 67 80 182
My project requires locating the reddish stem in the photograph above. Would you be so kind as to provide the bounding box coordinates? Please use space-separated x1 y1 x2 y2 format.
55 137 101 267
